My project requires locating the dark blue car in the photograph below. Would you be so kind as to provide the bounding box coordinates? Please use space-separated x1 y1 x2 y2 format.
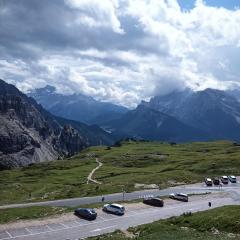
74 208 97 220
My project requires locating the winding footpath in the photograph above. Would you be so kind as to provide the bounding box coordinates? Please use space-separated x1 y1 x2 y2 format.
87 158 103 184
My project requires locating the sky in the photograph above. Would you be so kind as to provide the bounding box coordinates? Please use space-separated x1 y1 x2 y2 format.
0 0 240 107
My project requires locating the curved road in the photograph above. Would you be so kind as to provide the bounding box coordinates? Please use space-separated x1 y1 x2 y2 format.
87 158 102 185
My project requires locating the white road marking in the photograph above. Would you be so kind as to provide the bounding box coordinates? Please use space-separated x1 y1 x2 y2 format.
46 225 54 231
91 225 116 232
5 231 12 238
25 228 32 234
59 222 68 228
74 220 92 226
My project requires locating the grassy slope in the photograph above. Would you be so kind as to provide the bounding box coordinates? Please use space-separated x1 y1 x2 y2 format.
0 206 69 224
92 140 240 193
89 205 240 240
0 156 98 205
1 140 240 205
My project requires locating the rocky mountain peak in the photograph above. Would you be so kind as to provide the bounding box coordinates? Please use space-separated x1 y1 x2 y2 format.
0 80 87 169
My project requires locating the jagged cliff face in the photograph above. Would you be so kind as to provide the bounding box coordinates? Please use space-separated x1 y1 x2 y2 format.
0 80 87 170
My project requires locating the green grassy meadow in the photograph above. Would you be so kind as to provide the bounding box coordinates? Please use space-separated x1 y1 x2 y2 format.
1 140 240 205
88 205 240 240
0 206 69 224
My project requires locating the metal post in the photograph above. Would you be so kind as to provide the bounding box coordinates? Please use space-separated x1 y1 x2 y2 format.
122 186 125 201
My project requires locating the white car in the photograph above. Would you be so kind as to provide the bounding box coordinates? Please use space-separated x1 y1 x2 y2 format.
205 178 213 186
228 175 237 183
221 176 229 184
102 203 125 215
170 193 188 202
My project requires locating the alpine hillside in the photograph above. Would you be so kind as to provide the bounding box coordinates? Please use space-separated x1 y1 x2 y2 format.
0 80 114 169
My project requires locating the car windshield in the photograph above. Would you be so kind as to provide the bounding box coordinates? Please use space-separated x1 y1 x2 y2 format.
178 194 187 197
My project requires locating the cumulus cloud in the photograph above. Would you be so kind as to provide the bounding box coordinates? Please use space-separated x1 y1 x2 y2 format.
65 0 124 34
0 0 240 107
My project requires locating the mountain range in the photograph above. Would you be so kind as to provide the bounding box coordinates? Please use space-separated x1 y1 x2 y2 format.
102 104 208 142
28 85 128 124
141 88 240 140
28 84 240 142
2 79 240 169
95 89 240 142
0 80 114 170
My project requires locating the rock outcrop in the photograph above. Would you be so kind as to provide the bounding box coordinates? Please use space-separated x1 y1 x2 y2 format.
0 80 87 169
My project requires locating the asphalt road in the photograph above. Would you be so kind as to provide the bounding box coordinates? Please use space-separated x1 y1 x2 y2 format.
0 195 237 240
0 182 232 209
0 182 240 240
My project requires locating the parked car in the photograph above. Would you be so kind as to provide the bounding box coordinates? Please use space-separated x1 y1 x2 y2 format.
103 203 125 215
74 208 97 220
221 176 229 184
213 177 220 185
143 197 164 207
169 193 188 202
205 178 213 186
228 175 237 183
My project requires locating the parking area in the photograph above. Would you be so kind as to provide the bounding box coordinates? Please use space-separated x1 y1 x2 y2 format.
0 181 240 240
0 207 156 240
0 196 237 240
0 192 236 240
0 214 104 239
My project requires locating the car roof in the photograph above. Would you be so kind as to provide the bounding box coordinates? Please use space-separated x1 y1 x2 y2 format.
222 176 228 178
178 193 188 196
230 175 236 178
206 178 212 181
76 208 93 211
111 203 124 208
171 193 187 196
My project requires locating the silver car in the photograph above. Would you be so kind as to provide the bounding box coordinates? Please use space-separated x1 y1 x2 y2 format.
103 203 125 215
170 193 188 202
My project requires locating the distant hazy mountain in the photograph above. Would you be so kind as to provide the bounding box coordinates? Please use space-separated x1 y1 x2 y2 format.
103 104 208 142
228 89 240 102
56 117 115 146
28 85 128 124
143 88 240 140
0 80 114 169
